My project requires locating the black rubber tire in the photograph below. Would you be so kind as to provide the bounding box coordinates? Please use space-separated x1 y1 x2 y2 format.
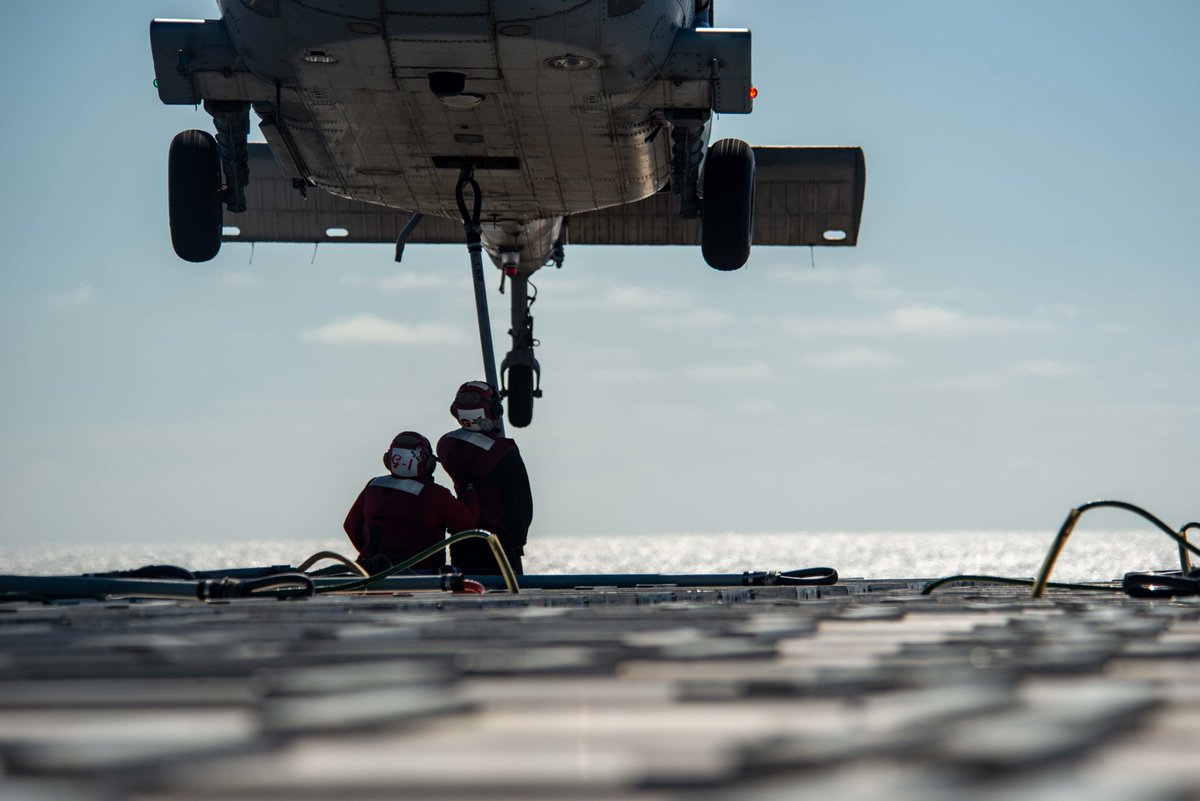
506 365 535 428
701 138 756 271
168 130 223 263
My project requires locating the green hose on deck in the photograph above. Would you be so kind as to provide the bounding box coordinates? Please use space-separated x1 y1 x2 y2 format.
316 530 519 595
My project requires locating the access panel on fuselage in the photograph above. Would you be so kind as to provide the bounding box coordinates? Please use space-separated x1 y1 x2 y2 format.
385 1 501 81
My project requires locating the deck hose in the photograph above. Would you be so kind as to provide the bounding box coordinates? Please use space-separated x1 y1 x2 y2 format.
295 550 369 578
196 573 315 601
922 500 1199 598
314 530 520 595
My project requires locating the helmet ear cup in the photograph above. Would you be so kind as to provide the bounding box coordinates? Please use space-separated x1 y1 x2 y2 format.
424 454 438 477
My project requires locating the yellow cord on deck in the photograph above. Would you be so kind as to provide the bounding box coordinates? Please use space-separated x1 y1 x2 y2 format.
1031 508 1082 598
296 551 370 577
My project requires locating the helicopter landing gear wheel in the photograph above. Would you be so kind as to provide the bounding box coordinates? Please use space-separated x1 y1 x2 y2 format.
168 130 224 263
505 364 536 428
701 138 756 271
502 270 542 429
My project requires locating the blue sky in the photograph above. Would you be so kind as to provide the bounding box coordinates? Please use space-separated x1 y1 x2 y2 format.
1 1 1197 548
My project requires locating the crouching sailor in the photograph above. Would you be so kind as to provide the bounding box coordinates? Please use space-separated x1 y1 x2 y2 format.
344 432 478 574
438 382 534 575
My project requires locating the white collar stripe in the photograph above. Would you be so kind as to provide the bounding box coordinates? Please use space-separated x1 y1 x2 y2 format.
368 476 424 495
449 429 495 451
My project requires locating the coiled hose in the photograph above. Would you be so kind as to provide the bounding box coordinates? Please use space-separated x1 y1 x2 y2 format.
922 500 1198 598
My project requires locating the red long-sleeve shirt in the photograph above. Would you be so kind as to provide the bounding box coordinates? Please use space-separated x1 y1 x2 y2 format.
436 428 533 573
343 475 478 570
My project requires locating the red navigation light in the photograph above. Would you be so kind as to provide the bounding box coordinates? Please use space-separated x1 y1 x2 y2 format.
749 86 758 100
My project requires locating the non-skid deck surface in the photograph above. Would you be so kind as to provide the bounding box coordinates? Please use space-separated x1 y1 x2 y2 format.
1 580 1198 800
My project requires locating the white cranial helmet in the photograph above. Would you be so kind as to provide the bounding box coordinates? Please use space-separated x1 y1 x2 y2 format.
450 381 499 433
384 432 436 478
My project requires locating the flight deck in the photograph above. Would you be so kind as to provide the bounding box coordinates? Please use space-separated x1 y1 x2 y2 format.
1 579 1197 800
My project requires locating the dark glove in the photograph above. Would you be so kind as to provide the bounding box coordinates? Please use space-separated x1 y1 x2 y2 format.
357 553 392 575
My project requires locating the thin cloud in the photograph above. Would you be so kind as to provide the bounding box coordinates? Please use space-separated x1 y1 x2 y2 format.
554 283 692 312
687 362 773 382
783 304 1051 338
1034 304 1080 321
801 346 907 370
549 279 726 328
597 286 690 311
48 283 97 310
540 275 603 295
887 305 1049 335
767 265 901 302
219 272 259 288
927 360 1086 391
1009 360 1084 377
588 368 665 384
926 374 1004 391
767 267 845 286
298 314 462 345
767 265 881 286
342 273 449 291
635 400 711 422
736 398 778 415
645 308 733 329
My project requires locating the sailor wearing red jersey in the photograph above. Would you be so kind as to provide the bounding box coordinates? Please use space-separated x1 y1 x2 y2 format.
437 382 534 575
343 432 478 573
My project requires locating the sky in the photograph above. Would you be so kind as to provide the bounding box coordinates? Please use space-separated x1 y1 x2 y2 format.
1 1 1197 549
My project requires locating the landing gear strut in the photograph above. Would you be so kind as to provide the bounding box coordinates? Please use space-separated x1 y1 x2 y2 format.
500 271 542 429
167 102 250 263
455 168 546 429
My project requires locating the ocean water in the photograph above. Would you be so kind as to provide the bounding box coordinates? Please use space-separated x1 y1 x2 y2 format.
0 529 1187 582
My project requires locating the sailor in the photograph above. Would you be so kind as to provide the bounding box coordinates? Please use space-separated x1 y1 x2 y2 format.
343 431 478 574
437 382 534 575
